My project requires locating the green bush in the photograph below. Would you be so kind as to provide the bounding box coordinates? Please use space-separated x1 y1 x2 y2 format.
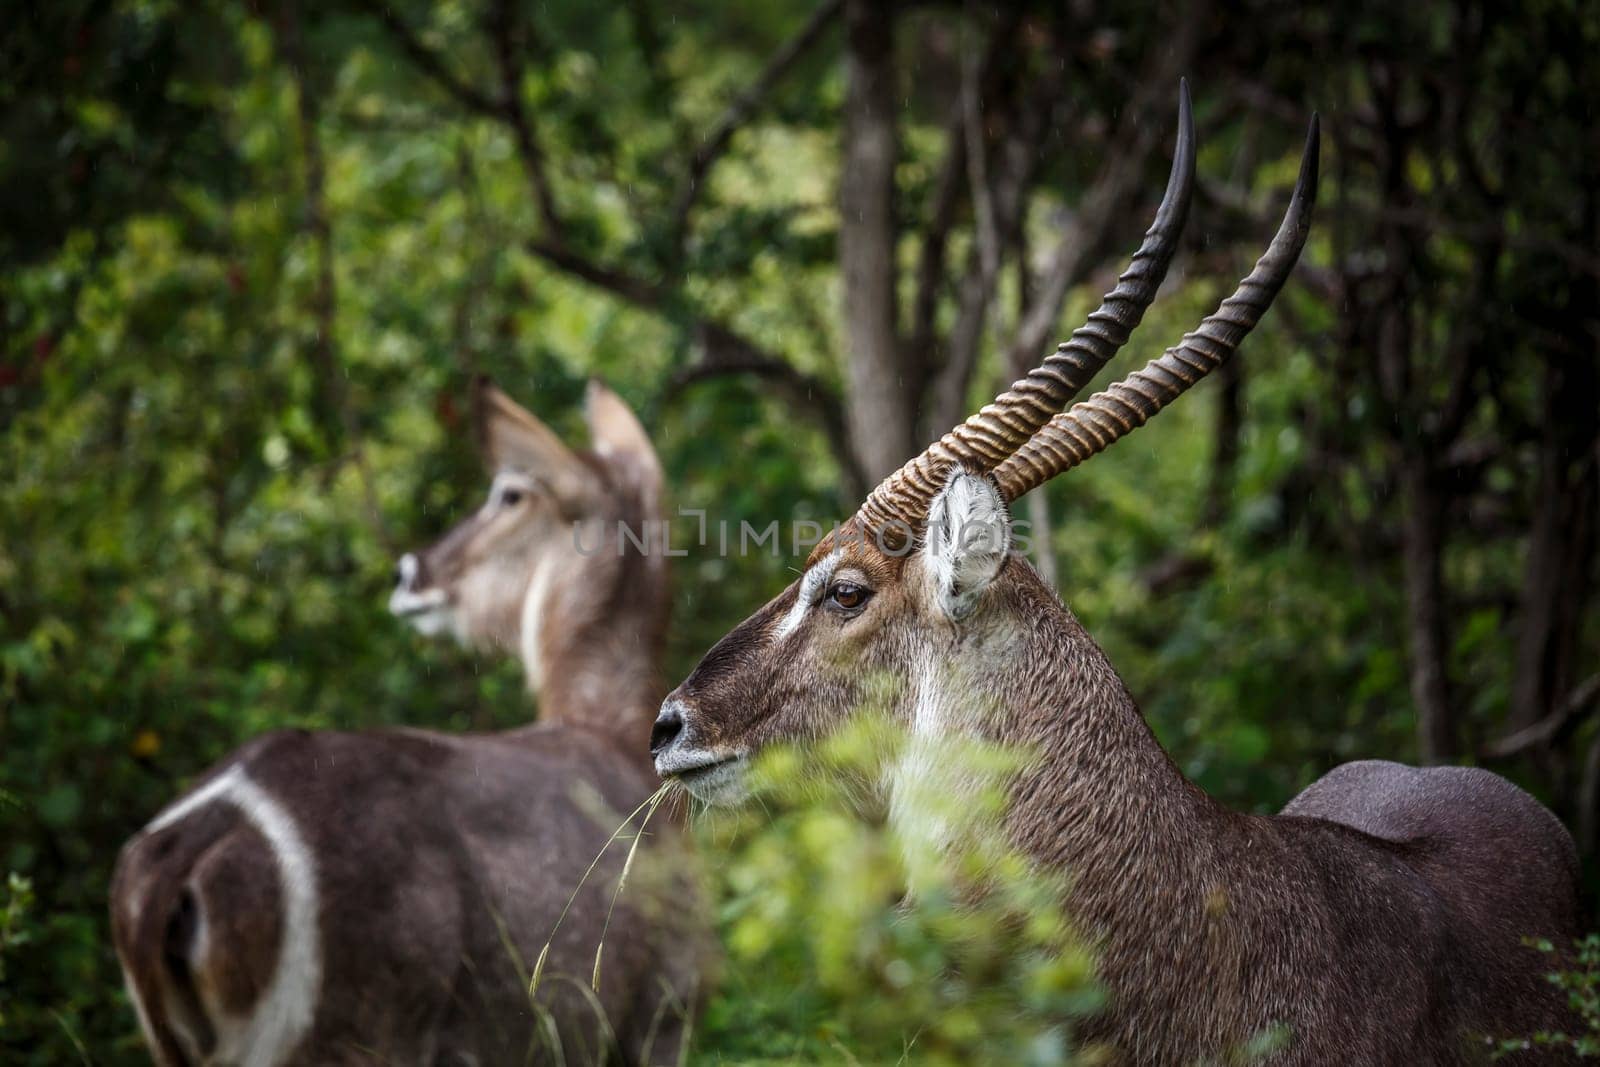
692 712 1104 1065
1 873 36 1032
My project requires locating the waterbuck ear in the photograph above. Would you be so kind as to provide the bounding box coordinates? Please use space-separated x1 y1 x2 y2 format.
585 379 663 491
925 471 1011 620
473 378 589 502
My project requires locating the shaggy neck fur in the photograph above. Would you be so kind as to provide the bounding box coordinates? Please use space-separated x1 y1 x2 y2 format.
910 556 1297 1058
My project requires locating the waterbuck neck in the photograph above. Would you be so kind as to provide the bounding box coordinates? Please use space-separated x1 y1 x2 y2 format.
1001 568 1221 909
513 519 670 752
897 560 1244 1030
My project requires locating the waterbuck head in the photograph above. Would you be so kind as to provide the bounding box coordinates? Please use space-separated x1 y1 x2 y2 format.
653 85 1319 804
391 378 666 700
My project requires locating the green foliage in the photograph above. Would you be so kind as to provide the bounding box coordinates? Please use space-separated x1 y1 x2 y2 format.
695 715 1103 1065
1 0 1595 1062
1494 935 1600 1058
0 5 842 1055
0 873 36 1031
1035 315 1418 813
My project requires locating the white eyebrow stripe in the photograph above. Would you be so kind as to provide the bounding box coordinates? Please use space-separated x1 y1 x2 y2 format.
488 471 532 499
774 550 841 641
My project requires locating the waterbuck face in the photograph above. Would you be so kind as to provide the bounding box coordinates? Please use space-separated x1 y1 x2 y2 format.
391 379 662 669
652 472 1013 804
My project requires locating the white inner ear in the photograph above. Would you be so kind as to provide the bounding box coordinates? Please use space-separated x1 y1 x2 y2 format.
926 472 1011 620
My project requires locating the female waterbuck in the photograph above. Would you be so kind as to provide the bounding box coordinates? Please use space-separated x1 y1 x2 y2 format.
650 87 1582 1063
113 380 706 1066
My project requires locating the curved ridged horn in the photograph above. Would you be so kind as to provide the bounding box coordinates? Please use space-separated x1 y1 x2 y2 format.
853 81 1197 539
992 115 1320 504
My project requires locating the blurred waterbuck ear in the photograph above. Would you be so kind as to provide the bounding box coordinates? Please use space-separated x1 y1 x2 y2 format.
473 378 590 503
926 471 1011 620
585 379 662 491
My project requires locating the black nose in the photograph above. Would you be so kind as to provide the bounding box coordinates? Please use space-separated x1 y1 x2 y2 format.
650 705 684 757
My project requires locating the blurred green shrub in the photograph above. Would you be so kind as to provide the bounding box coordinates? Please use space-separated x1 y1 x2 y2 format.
692 712 1105 1065
1 873 36 1031
3 0 1594 1060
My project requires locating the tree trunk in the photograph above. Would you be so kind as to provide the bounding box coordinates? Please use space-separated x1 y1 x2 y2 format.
1511 400 1597 733
1509 242 1600 743
839 0 910 482
1202 356 1244 527
1398 455 1456 763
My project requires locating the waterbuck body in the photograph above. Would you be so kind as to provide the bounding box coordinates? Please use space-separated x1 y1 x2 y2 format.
960 560 1579 1061
113 381 706 1065
651 88 1582 1063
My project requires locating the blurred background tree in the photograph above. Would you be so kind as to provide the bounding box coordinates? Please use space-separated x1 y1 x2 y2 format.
1 0 1595 1061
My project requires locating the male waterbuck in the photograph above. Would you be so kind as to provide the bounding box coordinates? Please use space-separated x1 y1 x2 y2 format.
113 380 705 1066
651 86 1582 1063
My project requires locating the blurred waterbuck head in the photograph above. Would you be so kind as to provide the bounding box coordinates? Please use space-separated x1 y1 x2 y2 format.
392 378 667 700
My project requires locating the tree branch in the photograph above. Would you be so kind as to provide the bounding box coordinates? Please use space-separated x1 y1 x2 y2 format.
371 0 856 502
1002 17 1201 378
669 0 843 250
907 111 965 374
449 138 495 381
962 31 1001 289
361 0 562 238
355 0 501 118
1483 672 1600 760
524 239 668 310
924 14 1035 437
486 0 563 239
668 323 863 501
908 7 1024 411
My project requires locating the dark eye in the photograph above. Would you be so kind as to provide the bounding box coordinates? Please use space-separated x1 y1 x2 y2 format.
826 582 871 612
499 489 523 507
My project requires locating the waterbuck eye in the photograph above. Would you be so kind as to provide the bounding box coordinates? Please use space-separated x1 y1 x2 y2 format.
825 582 871 613
499 488 523 507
